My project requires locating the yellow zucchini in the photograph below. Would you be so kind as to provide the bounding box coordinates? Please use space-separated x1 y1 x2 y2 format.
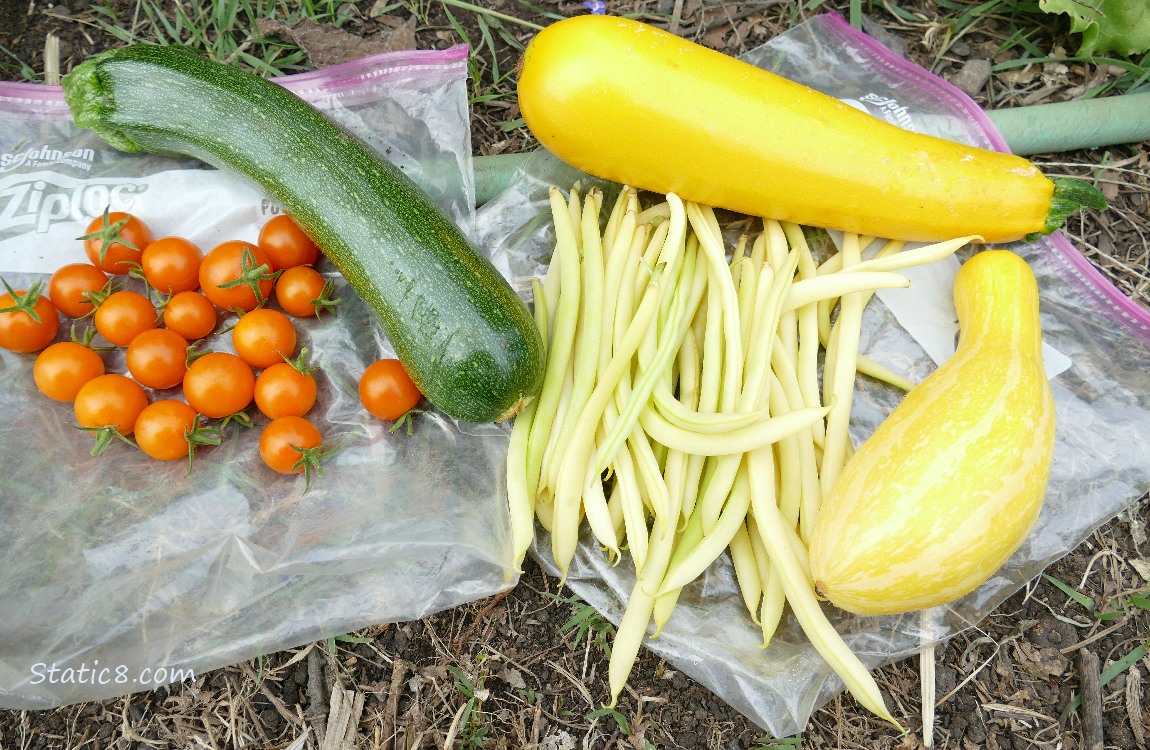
516 15 1105 244
808 250 1055 615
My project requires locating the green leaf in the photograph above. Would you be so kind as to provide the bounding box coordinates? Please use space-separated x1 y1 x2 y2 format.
1042 573 1097 612
1038 0 1150 57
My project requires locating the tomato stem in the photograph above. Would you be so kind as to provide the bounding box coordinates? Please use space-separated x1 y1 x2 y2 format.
216 410 254 430
68 320 115 351
309 278 342 318
0 277 46 324
184 418 224 472
389 409 425 436
74 423 133 456
216 245 280 308
292 441 340 493
75 206 141 265
125 261 154 297
281 347 318 376
81 278 122 313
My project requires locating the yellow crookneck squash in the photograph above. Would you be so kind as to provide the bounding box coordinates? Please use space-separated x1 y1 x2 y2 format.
808 250 1056 616
516 15 1105 244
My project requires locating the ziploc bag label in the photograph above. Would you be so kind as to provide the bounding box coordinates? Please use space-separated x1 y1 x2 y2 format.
0 168 268 273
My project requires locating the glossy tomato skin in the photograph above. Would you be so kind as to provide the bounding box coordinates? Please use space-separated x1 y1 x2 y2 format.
183 351 255 418
255 362 317 419
94 290 158 347
125 328 189 389
259 416 322 474
73 373 149 435
48 263 109 318
33 341 105 401
134 399 200 461
163 291 218 341
258 214 320 270
199 240 276 312
275 266 331 318
0 288 60 353
140 236 202 295
83 211 153 274
232 308 296 369
359 358 423 421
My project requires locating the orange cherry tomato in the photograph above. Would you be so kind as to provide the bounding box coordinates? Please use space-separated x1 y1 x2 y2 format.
232 308 296 369
93 290 158 347
275 266 338 318
125 328 189 389
80 209 153 274
358 358 422 421
183 351 255 418
258 214 320 270
73 373 149 436
199 240 277 312
255 360 317 419
47 263 109 318
134 399 208 462
33 341 105 402
0 281 60 353
259 415 324 476
140 236 203 295
163 291 218 341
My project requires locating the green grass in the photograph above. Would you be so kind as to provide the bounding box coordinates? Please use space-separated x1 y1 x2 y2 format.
544 591 618 657
82 0 544 131
0 43 37 81
90 0 351 75
448 663 492 747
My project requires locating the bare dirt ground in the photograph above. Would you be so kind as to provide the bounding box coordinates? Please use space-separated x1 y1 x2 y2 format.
1 0 1148 748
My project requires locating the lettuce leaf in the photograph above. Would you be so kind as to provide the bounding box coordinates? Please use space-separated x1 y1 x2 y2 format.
1039 0 1150 56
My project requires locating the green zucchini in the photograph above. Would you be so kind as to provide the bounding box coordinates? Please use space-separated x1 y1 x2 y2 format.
62 45 543 423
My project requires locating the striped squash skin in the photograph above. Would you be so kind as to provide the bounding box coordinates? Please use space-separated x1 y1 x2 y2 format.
808 250 1055 616
63 45 544 423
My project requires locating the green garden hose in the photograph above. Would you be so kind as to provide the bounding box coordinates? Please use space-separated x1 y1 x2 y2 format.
472 92 1150 206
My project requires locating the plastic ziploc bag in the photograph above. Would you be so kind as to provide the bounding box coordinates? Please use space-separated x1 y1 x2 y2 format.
473 13 1150 736
0 45 519 710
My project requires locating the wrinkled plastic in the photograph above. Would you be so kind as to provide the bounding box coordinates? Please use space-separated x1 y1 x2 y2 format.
0 46 519 710
475 13 1150 735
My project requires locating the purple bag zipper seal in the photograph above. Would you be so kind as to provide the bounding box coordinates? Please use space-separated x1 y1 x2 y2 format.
818 12 1150 343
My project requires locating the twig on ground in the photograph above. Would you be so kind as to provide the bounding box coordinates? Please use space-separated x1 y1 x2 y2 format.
307 647 329 745
319 683 364 750
1077 649 1105 750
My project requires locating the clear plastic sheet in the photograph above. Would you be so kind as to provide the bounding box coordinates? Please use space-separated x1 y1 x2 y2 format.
0 46 519 709
475 13 1150 735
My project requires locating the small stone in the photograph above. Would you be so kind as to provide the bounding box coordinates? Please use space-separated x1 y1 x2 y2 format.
950 59 992 97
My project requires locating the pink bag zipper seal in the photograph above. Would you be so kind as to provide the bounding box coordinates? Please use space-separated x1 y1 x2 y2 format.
817 12 1150 342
